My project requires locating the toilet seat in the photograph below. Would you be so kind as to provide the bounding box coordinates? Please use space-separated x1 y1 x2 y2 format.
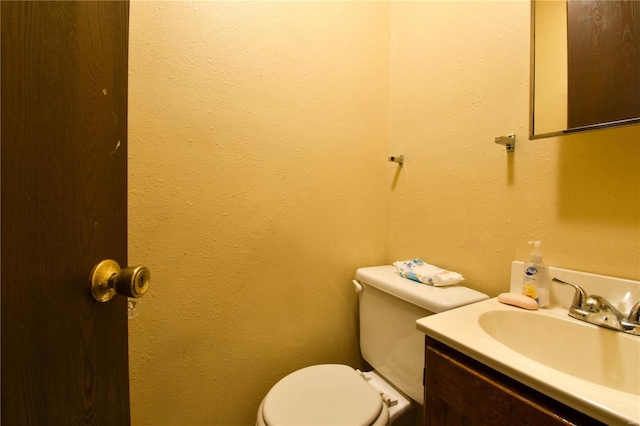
259 364 389 426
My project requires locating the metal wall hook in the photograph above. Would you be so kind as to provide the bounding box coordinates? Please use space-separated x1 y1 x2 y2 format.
495 134 516 152
388 155 404 166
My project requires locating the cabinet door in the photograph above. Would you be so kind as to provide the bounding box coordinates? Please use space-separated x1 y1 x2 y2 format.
567 0 640 128
424 340 604 426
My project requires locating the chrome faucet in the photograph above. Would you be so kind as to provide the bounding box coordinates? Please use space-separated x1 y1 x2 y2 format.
552 277 640 336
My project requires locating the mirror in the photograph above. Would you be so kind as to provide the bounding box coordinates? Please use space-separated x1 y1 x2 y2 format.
530 0 640 139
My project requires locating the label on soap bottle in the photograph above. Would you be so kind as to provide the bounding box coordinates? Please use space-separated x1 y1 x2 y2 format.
523 266 539 302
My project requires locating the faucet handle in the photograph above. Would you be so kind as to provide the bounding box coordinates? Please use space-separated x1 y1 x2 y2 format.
628 302 640 324
552 277 588 309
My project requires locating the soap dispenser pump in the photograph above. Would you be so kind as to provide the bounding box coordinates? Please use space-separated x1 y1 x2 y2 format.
522 240 550 308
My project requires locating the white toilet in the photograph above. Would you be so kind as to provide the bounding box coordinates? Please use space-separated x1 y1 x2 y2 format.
256 265 488 426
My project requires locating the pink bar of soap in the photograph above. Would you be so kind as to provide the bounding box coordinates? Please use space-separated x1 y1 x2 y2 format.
498 293 538 310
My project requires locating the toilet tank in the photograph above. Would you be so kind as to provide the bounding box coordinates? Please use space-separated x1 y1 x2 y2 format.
355 265 488 405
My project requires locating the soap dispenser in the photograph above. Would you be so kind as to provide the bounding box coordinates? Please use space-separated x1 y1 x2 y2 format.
522 241 550 308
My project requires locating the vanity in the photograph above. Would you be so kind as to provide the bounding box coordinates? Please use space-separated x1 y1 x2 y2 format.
416 262 640 426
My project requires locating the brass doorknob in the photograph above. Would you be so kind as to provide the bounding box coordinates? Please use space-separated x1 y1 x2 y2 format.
90 259 150 302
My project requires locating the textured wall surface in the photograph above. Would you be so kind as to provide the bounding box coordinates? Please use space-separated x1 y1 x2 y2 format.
129 1 639 425
387 1 639 298
128 2 390 425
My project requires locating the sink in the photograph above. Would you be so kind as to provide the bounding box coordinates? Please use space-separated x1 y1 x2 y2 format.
417 300 640 426
416 261 640 426
478 309 639 395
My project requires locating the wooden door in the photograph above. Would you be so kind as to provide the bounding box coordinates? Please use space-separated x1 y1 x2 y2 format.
1 1 131 424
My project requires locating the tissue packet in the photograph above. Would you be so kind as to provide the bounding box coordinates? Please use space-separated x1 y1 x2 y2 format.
394 259 464 287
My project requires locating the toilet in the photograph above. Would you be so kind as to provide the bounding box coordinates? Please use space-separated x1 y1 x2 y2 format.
256 265 488 426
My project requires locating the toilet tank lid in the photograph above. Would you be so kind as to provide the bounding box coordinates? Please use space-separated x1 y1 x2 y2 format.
355 265 489 313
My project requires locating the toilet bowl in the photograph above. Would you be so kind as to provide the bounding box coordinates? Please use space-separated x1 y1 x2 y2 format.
256 364 416 426
256 265 488 426
256 365 391 426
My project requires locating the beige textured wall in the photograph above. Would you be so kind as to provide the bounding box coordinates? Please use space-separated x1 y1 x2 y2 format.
128 2 390 425
387 1 639 298
129 1 640 425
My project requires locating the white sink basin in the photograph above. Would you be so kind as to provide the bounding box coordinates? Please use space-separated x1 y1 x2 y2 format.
478 309 640 395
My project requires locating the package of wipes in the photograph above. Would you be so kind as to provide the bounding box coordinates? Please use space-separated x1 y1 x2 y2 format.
394 259 464 287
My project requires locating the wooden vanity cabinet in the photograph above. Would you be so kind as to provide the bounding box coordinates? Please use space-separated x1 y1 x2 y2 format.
424 337 604 426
